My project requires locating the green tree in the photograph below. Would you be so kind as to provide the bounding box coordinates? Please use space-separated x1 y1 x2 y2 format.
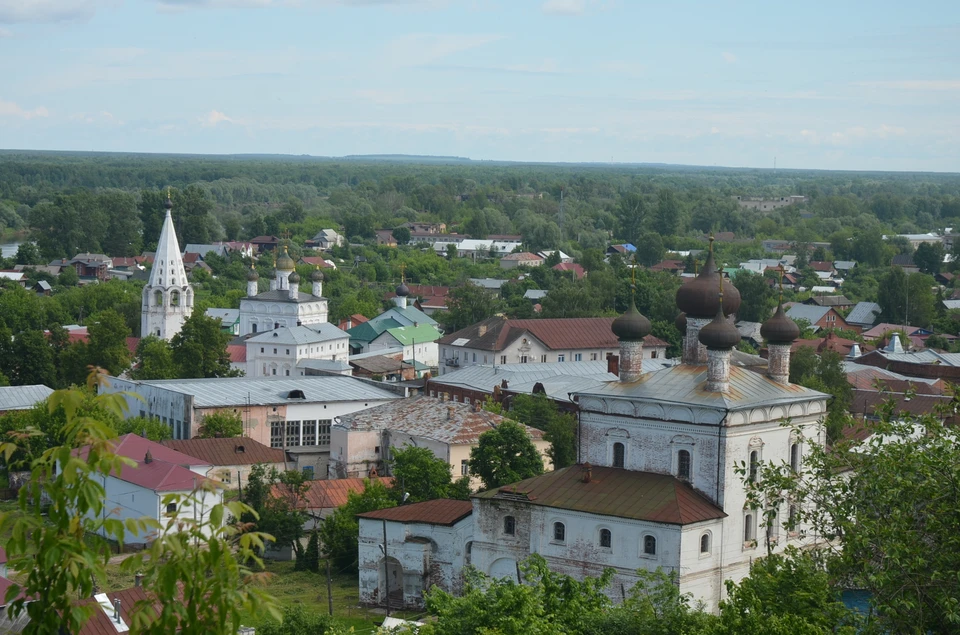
615 192 647 246
171 312 240 378
131 336 178 380
913 241 945 275
86 309 132 376
241 464 310 558
257 605 333 635
7 330 56 387
634 232 665 267
508 393 577 469
469 420 545 490
789 348 851 442
99 190 143 257
115 415 173 441
302 530 321 574
389 445 456 503
441 283 503 332
391 226 411 245
733 271 775 323
653 188 682 236
14 242 42 266
878 268 936 327
319 478 395 572
197 410 244 438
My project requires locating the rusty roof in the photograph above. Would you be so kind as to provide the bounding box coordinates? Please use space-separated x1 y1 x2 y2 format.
274 476 394 510
337 396 544 445
357 499 473 526
474 466 725 525
161 437 285 466
438 316 620 352
77 586 167 635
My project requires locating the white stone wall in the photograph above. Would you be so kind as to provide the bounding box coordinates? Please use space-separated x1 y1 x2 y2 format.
246 336 350 378
101 378 194 439
238 298 329 337
438 341 618 375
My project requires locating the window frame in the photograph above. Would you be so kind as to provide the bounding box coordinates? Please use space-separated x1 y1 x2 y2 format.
503 515 516 536
677 449 692 480
612 442 625 469
699 532 711 555
641 534 657 558
552 522 566 543
598 528 612 549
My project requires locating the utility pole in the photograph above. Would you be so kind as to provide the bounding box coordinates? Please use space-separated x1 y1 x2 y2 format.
382 519 391 617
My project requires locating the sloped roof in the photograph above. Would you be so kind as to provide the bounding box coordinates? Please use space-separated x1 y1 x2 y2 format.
348 319 401 344
785 304 831 324
358 499 473 526
275 476 394 510
161 436 285 466
501 252 543 262
350 355 413 374
246 323 348 346
226 344 246 363
862 323 923 339
846 302 881 326
474 465 725 526
382 323 442 346
438 316 620 352
78 586 166 635
79 434 211 467
0 385 54 411
807 295 852 307
337 396 544 445
243 289 324 304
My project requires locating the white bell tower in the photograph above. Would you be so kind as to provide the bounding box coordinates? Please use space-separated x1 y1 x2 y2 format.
141 192 193 340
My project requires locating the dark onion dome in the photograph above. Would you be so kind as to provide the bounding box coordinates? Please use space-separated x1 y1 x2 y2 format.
396 282 411 297
675 312 687 335
698 306 741 350
311 266 324 282
288 271 301 284
675 242 741 319
760 303 800 344
276 247 295 271
246 266 259 281
611 301 652 341
164 197 173 209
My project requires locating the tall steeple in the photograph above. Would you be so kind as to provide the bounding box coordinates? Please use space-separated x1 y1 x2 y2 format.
141 191 193 340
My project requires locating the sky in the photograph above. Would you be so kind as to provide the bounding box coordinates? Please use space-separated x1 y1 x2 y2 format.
0 0 958 172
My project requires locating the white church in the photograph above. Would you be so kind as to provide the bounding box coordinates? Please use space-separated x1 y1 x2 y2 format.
141 195 194 340
357 239 828 612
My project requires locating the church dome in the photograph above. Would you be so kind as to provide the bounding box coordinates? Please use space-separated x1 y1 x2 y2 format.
288 271 301 284
760 303 800 344
698 306 741 350
675 312 687 335
311 267 324 282
164 197 173 210
675 238 741 318
247 266 259 281
611 301 652 341
276 247 295 271
396 282 410 297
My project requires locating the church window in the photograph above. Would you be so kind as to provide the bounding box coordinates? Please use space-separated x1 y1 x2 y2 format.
261 348 264 353
677 450 691 480
749 450 759 482
612 442 625 469
170 290 180 306
252 324 257 333
553 522 565 542
700 533 711 554
273 348 277 354
790 443 800 473
272 368 277 376
521 355 528 363
156 329 161 337
154 290 164 306
504 516 516 535
744 514 756 542
642 535 657 556
599 528 612 548
285 369 290 376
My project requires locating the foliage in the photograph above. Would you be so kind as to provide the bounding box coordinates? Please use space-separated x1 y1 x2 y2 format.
913 241 944 274
507 393 578 468
789 348 851 442
388 445 459 503
115 415 174 441
440 283 502 332
302 530 321 574
877 267 936 327
469 420 545 489
241 464 310 557
131 336 178 380
320 478 395 572
256 604 334 635
197 410 244 438
733 270 775 323
171 312 241 379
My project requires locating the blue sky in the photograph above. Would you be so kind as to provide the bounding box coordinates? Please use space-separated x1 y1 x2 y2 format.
0 0 958 171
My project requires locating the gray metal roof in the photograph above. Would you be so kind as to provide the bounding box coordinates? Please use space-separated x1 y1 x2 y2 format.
576 364 826 412
846 302 881 326
0 384 54 411
943 300 960 311
468 278 509 290
785 304 831 324
834 260 857 270
121 376 397 408
244 289 325 304
297 358 352 372
368 306 437 328
523 289 548 300
205 308 239 323
735 321 763 342
842 361 939 384
247 323 348 345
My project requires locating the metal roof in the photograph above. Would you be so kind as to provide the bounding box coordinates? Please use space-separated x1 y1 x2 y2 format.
358 499 473 526
576 364 827 412
383 323 442 346
438 316 622 351
116 376 398 408
297 358 352 372
785 304 831 324
246 323 348 345
523 289 548 300
243 289 325 304
161 436 285 466
846 301 881 326
0 385 53 411
842 361 938 384
205 308 239 324
474 465 726 525
275 476 394 511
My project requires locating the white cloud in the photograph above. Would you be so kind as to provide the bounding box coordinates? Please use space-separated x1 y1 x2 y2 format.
0 0 110 24
0 97 48 119
0 26 12 36
721 51 736 64
857 79 960 91
200 109 235 126
541 0 585 15
383 32 503 67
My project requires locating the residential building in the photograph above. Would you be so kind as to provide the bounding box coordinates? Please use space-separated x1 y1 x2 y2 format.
306 229 344 250
537 250 572 263
845 302 881 330
734 195 808 211
329 396 550 488
277 476 394 527
364 323 441 371
350 354 416 382
375 230 398 247
437 316 629 376
384 284 449 315
161 436 286 489
347 286 438 354
183 243 229 260
862 323 932 349
553 262 585 280
499 252 543 269
250 235 280 253
68 253 113 279
0 385 54 414
141 195 194 341
784 304 849 332
206 308 240 335
245 323 351 378
802 294 854 309
401 222 447 234
891 253 919 274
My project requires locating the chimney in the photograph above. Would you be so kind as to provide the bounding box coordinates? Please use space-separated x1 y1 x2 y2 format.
144 450 153 464
113 598 121 623
134 572 143 587
478 324 487 337
848 343 862 359
447 405 455 420
606 353 619 376
581 462 592 483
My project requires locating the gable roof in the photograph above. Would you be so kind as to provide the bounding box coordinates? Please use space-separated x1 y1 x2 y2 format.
87 434 211 467
501 252 542 262
358 499 473 526
77 586 166 635
474 465 725 525
846 301 881 326
161 437 285 466
275 476 394 511
785 304 831 324
0 385 54 411
438 316 619 352
246 323 348 346
381 323 442 346
806 294 852 307
862 323 924 339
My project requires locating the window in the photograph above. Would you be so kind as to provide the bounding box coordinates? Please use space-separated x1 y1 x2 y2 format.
651 350 658 359
744 514 756 542
461 460 470 476
166 502 177 514
574 353 582 361
749 450 759 482
302 466 314 479
272 368 277 376
170 290 180 306
591 353 598 361
260 347 264 353
154 290 164 306
521 355 528 364
788 504 797 531
700 533 710 554
643 535 657 556
677 449 691 480
558 354 565 362
252 324 258 333
473 353 476 362
286 420 301 447
612 442 625 469
285 349 290 355
541 355 547 363
302 420 317 446
599 528 612 548
790 443 800 473
553 522 565 542
285 369 290 376
500 355 507 364
504 516 516 535
319 420 332 445
483 355 488 363
273 348 277 354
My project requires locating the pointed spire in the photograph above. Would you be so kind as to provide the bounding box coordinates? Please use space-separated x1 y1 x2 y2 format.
148 191 187 289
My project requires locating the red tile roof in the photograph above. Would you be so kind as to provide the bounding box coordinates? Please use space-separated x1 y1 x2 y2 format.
299 257 334 268
357 499 473 526
438 316 620 352
161 437 285 466
475 465 726 525
552 263 585 279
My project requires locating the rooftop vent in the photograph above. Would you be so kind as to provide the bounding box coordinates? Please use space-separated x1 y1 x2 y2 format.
287 389 306 400
235 445 245 453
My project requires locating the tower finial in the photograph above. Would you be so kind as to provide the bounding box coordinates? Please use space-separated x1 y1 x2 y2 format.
630 255 637 300
777 264 785 305
399 261 406 284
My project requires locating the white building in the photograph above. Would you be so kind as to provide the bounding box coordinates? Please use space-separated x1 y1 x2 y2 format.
364 323 441 370
238 249 328 336
141 195 194 340
347 285 439 356
245 323 351 378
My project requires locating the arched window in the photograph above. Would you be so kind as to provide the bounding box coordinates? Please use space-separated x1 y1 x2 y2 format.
677 449 691 480
252 323 258 333
744 514 755 542
700 533 710 554
790 443 800 472
749 450 759 482
504 516 516 535
154 290 164 306
170 290 180 306
612 442 625 469
643 535 657 556
599 528 611 548
553 522 565 542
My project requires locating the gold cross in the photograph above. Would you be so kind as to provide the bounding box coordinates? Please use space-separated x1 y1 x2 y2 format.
399 261 406 283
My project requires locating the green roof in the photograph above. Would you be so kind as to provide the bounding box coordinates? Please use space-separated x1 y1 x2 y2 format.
347 319 401 344
385 323 442 346
403 359 433 371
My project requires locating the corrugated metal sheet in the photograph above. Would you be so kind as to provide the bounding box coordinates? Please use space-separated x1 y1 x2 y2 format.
0 385 54 412
474 466 726 525
358 499 473 526
439 317 622 351
78 587 164 635
247 323 348 346
161 437 285 466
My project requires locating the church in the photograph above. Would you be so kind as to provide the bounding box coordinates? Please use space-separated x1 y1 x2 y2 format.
238 247 329 336
359 239 828 612
141 194 194 340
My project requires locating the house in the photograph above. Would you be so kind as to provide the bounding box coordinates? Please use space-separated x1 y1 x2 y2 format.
329 396 550 488
439 239 519 259
183 243 229 260
735 321 763 348
299 256 336 270
807 261 835 274
649 259 685 273
438 316 635 376
75 434 218 543
935 272 955 286
854 342 960 381
834 260 857 274
401 222 447 234
734 195 808 211
161 436 286 488
845 302 880 330
250 235 280 253
364 323 441 372
277 476 394 527
347 290 438 355
205 308 240 335
306 229 344 250
100 375 399 476
523 289 548 302
32 280 52 296
375 230 398 247
68 253 113 280
802 294 853 309
784 304 849 331
553 262 585 280
384 284 449 315
790 332 873 358
358 499 474 608
537 250 572 264
0 385 54 414
466 278 510 294
350 354 416 382
606 244 636 256
891 253 919 274
499 252 543 269
245 324 351 378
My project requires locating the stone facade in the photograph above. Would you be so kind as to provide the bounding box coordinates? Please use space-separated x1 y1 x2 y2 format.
767 343 790 384
683 317 710 364
618 339 644 382
705 348 731 392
